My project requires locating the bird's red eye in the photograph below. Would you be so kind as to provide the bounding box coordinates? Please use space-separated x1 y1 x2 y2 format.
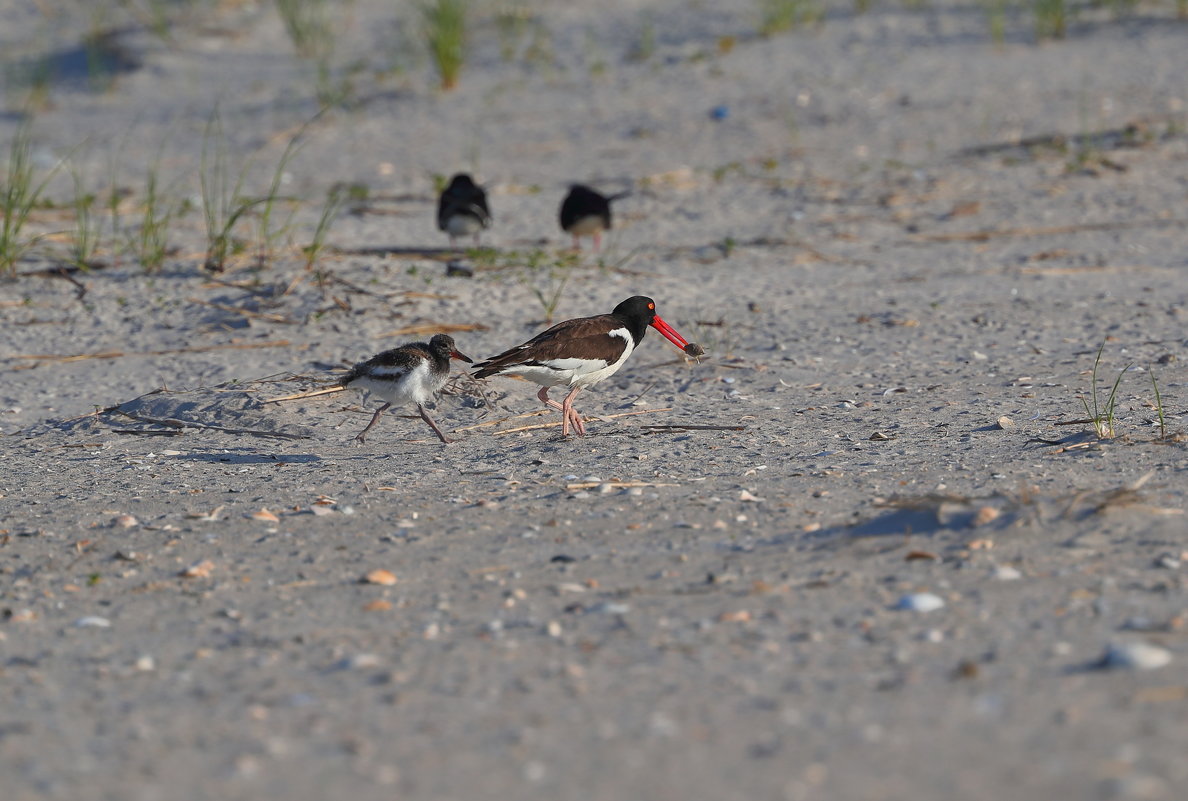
648 302 655 310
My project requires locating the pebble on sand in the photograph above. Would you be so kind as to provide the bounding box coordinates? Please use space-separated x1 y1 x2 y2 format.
362 569 398 586
74 616 112 628
894 593 945 613
179 560 215 579
1098 642 1172 671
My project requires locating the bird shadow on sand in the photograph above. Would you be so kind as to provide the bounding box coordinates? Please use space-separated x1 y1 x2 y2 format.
30 378 317 440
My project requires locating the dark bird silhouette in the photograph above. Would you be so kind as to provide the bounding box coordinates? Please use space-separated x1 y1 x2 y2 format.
437 173 491 247
559 184 628 252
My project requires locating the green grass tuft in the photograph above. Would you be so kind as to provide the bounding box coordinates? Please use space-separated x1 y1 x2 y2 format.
757 0 822 36
421 0 468 90
1080 341 1130 439
303 184 345 272
68 166 101 270
1 120 60 276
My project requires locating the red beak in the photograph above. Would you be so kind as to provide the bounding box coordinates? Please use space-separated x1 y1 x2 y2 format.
649 314 690 353
451 349 473 363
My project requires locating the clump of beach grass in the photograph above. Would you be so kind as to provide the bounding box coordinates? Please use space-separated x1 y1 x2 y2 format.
756 0 822 36
421 0 468 90
132 163 178 273
303 184 344 272
1 120 60 276
1080 342 1130 439
67 166 102 269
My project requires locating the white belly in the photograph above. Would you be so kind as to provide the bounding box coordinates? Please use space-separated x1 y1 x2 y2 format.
567 215 606 237
446 214 485 237
350 361 439 406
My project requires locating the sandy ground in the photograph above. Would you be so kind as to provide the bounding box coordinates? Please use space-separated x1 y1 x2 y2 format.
2 2 1188 800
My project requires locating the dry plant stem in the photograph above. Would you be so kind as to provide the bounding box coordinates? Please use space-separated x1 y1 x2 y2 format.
492 407 672 436
452 409 551 433
640 424 747 432
263 386 346 403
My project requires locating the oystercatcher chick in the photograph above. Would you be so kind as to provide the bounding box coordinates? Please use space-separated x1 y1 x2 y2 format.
559 184 628 252
472 296 692 437
437 173 491 247
342 334 473 444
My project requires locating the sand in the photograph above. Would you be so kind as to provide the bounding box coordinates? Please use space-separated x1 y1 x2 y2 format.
1 2 1187 800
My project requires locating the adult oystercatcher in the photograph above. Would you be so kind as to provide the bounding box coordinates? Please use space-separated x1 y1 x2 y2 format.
472 296 696 436
559 184 627 252
437 173 491 246
342 334 473 444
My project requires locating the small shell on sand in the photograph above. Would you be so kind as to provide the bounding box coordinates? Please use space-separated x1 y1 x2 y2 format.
894 593 945 613
1099 642 1172 671
74 616 111 628
180 560 215 579
363 569 398 586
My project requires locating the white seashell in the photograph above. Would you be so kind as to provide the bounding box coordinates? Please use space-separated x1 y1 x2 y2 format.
74 616 111 628
1101 642 1172 671
992 565 1022 581
894 593 945 613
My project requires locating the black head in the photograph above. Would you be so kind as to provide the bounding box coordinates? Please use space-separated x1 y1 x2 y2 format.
560 184 613 231
428 333 473 363
610 297 691 353
565 184 608 206
611 296 658 325
445 173 478 193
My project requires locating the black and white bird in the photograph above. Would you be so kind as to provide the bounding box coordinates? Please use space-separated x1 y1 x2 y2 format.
559 184 628 252
342 334 473 444
437 173 491 247
472 296 695 437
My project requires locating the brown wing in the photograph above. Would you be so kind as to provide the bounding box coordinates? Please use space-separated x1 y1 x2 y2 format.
473 315 627 377
342 343 430 386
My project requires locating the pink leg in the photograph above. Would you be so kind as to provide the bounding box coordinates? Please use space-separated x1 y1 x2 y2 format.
571 234 581 251
537 386 565 412
592 232 601 254
560 386 585 437
354 402 391 443
418 403 453 445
